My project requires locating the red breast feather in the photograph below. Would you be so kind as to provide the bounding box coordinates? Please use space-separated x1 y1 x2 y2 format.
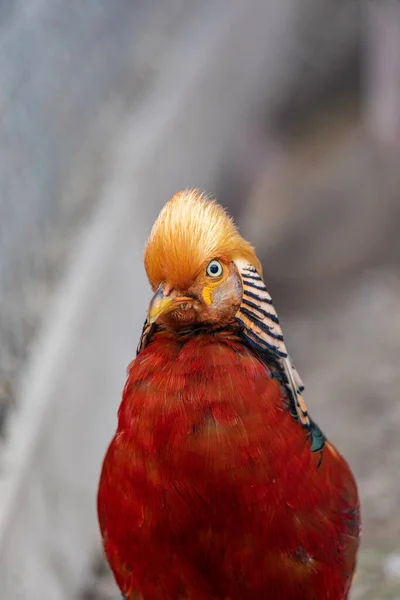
97 331 360 600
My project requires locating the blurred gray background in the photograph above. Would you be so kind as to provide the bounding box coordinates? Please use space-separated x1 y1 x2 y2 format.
0 1 399 598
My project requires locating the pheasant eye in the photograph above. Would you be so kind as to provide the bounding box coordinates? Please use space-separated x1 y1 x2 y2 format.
206 260 223 278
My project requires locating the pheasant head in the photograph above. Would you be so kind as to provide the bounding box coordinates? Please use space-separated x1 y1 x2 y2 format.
144 189 261 328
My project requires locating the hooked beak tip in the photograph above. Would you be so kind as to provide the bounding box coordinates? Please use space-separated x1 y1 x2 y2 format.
147 286 192 324
148 289 171 324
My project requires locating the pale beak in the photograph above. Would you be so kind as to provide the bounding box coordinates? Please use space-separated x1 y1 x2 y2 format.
147 286 192 324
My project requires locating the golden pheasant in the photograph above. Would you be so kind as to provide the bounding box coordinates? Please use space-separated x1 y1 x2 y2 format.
97 189 360 600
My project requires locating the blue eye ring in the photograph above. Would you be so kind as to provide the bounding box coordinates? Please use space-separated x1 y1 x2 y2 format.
206 260 223 278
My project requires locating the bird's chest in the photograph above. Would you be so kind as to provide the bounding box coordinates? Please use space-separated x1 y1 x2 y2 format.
99 338 355 600
119 336 307 502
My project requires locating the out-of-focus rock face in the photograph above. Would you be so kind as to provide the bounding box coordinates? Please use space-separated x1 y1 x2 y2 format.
248 135 400 308
215 0 362 218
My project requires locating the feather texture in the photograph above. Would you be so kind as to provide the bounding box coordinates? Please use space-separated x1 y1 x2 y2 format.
98 330 359 600
144 190 261 291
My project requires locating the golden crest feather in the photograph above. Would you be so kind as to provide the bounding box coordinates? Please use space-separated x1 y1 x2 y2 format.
144 189 261 290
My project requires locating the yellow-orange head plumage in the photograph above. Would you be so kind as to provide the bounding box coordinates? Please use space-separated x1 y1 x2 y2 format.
144 189 261 290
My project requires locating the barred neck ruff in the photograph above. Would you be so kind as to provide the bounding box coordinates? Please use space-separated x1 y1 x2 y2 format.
233 259 326 454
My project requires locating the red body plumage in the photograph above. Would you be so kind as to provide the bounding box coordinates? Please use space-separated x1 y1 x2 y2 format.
98 329 359 600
